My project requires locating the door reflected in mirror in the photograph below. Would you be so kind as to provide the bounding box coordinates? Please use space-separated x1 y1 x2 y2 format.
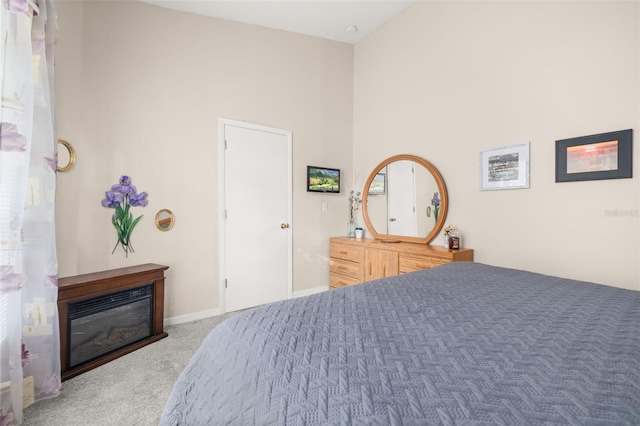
362 154 448 245
155 209 175 231
367 161 440 237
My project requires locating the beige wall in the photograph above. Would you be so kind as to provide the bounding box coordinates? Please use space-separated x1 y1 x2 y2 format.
55 0 639 323
55 1 354 320
354 1 640 290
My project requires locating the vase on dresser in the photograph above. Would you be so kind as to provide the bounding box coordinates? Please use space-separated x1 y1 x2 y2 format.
347 221 356 238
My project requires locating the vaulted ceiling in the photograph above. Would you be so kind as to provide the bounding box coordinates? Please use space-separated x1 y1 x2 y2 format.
137 0 415 44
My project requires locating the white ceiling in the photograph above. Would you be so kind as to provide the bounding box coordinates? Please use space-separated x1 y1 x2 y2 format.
137 0 415 44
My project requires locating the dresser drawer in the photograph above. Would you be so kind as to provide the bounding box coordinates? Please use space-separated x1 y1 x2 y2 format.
329 273 360 289
330 258 360 280
399 254 447 273
330 243 362 263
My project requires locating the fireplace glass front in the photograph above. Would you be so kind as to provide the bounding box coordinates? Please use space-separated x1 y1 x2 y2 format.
67 284 153 369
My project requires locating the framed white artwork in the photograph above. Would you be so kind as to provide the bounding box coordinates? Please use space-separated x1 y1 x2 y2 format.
479 142 530 190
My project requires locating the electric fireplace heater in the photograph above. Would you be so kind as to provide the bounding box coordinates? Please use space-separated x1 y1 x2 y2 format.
58 264 169 380
67 284 153 369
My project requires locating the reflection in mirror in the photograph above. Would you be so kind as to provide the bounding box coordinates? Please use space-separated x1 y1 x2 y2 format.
57 139 76 172
155 209 175 231
366 161 440 237
362 154 448 245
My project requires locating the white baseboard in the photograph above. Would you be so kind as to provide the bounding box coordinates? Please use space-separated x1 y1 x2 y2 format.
292 286 329 298
164 287 328 327
164 307 222 327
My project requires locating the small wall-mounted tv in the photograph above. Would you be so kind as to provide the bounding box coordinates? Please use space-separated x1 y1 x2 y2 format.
307 166 340 193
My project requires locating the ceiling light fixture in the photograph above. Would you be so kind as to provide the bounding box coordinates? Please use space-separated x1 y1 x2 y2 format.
345 25 358 35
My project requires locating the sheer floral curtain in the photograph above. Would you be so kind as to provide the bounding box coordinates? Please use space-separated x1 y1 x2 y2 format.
0 0 60 424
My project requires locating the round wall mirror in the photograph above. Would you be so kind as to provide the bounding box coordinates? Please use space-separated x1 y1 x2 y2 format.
155 209 175 231
57 139 76 172
361 154 448 244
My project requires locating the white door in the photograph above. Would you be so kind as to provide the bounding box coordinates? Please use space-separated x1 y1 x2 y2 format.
387 160 417 236
219 119 292 312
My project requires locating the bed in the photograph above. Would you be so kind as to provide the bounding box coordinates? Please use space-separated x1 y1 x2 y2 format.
160 262 640 425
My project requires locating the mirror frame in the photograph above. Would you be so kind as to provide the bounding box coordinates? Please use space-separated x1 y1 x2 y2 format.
57 139 76 172
155 209 175 231
361 154 448 244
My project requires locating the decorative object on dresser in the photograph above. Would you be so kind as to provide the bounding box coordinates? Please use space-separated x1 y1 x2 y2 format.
443 224 455 248
347 190 362 238
329 237 473 289
57 264 169 380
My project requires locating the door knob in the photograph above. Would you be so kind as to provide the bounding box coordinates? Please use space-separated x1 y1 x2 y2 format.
280 223 289 229
389 218 396 222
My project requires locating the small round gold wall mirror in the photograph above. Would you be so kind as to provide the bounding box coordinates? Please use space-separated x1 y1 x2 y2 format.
57 139 76 172
155 209 175 231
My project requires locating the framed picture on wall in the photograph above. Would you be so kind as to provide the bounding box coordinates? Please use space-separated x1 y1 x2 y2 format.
555 129 632 182
479 143 530 190
307 166 340 193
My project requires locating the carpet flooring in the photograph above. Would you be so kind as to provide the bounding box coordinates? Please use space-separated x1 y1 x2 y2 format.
22 313 237 426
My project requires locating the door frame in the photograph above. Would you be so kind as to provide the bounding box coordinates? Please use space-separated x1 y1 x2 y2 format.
217 118 293 314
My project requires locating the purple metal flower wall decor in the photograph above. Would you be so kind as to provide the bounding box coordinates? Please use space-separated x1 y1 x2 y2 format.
431 192 440 221
101 176 148 256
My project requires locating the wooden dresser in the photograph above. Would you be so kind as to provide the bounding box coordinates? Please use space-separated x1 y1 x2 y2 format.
329 237 473 289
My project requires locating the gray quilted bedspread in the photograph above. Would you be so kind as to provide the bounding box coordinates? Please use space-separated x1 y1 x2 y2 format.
160 262 640 425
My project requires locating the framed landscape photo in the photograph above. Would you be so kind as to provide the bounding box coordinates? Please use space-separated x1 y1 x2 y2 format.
555 129 632 182
307 166 340 193
480 143 530 190
369 172 386 195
